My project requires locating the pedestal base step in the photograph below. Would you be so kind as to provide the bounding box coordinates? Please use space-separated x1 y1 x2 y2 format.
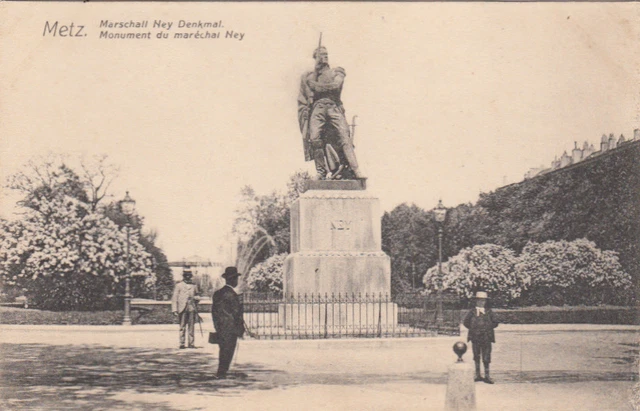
278 301 397 331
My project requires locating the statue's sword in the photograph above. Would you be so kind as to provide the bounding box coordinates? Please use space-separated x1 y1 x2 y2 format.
350 115 358 144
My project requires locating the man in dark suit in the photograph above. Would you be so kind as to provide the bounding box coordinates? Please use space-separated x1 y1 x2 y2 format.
211 266 245 379
463 291 499 384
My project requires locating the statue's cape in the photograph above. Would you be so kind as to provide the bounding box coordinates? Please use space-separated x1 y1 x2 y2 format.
298 71 314 162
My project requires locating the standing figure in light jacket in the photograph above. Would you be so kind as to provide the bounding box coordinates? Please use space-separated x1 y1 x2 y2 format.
211 266 245 379
463 291 499 384
171 268 199 349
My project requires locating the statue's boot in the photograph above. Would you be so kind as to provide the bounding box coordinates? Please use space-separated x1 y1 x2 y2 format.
313 149 327 180
474 361 483 382
342 144 365 179
484 363 494 384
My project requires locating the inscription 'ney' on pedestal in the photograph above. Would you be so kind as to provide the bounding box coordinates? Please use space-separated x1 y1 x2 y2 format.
284 189 391 297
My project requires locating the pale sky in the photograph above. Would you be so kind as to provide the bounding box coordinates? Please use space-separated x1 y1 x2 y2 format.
1 2 638 262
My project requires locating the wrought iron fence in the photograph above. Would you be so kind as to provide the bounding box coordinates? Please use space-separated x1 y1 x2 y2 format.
241 292 461 340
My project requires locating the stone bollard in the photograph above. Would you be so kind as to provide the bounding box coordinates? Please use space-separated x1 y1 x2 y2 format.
445 342 476 411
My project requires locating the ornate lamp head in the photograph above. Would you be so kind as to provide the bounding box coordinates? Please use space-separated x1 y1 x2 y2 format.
120 191 136 216
434 199 447 223
453 341 467 362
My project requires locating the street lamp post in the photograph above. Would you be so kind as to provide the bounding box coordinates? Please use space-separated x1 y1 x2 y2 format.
434 199 448 327
120 191 136 326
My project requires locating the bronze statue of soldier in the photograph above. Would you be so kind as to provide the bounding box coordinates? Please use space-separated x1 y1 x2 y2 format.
298 37 364 180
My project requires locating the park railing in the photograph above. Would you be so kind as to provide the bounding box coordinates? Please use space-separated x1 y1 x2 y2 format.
241 292 461 340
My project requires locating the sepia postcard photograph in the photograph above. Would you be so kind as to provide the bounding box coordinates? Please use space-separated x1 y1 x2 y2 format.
0 1 638 410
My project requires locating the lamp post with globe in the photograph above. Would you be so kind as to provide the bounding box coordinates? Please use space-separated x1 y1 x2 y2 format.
434 199 448 327
119 191 136 326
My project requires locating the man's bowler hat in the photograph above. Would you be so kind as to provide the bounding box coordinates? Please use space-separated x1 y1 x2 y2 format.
222 266 240 279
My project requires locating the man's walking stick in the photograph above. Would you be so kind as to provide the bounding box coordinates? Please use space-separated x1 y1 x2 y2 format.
197 314 204 339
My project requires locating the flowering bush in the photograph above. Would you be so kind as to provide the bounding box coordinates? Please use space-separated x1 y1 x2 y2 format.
516 239 633 306
0 196 152 310
422 244 522 306
245 253 286 295
422 239 633 307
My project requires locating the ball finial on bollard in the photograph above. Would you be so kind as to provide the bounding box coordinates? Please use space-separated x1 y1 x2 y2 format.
446 341 476 410
453 341 467 362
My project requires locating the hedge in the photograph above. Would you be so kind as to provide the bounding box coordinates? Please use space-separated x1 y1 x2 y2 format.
2 305 638 326
491 306 639 325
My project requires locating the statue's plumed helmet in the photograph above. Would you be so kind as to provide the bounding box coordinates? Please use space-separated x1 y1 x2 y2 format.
313 46 328 59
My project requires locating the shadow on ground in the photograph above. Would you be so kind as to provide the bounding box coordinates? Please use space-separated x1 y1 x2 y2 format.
602 341 640 365
0 343 283 410
0 341 637 410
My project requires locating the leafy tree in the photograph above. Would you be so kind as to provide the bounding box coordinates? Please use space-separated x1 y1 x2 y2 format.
422 244 521 306
102 203 173 301
233 171 310 273
381 203 438 295
443 203 493 255
138 230 174 301
516 239 633 306
7 153 118 213
245 253 286 295
78 154 119 212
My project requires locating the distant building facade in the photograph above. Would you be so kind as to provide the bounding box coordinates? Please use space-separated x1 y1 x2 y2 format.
524 128 639 180
169 255 225 295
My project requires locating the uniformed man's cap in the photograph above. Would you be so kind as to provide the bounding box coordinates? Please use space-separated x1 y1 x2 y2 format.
475 291 488 299
182 269 193 278
222 266 240 279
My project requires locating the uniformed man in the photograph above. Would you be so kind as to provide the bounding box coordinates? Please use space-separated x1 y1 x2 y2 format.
171 268 199 349
463 291 499 384
298 44 363 180
211 266 245 379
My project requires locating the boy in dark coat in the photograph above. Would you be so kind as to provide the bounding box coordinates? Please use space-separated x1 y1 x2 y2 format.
211 267 245 379
463 291 499 384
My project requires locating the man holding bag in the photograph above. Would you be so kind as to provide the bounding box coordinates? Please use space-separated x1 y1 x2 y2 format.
211 266 245 379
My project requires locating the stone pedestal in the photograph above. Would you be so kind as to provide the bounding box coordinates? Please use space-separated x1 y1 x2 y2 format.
284 181 391 297
445 362 477 411
284 251 390 296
